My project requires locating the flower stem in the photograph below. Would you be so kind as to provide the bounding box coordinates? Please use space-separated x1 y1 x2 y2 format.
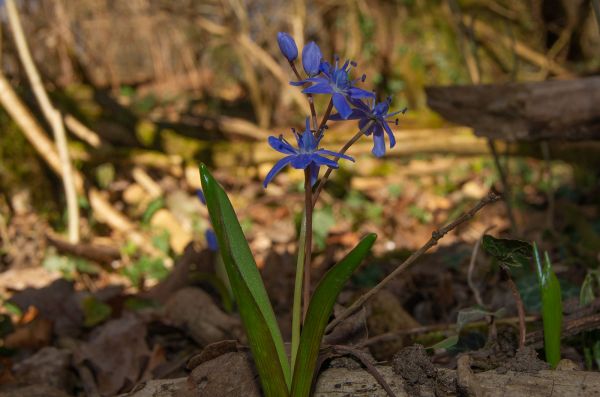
312 120 374 205
290 209 306 374
318 99 333 132
289 61 318 130
302 168 314 321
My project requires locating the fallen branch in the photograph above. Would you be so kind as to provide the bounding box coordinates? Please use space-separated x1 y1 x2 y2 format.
64 114 102 148
326 192 500 334
6 0 80 243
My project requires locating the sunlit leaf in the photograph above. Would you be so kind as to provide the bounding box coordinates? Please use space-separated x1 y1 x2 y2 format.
291 234 376 397
200 164 290 393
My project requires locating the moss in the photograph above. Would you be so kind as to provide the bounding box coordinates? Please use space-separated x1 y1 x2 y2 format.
0 110 57 216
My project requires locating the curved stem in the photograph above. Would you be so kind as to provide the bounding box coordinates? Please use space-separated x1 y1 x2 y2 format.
318 99 333 131
312 120 374 206
289 62 318 130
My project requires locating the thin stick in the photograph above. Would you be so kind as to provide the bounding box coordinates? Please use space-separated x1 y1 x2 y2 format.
502 267 527 349
540 141 554 230
467 225 495 308
487 139 519 235
64 114 102 148
6 0 80 243
302 168 314 320
325 192 500 334
358 315 539 348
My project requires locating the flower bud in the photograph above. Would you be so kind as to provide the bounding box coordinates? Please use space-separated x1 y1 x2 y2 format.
277 32 298 62
302 41 322 76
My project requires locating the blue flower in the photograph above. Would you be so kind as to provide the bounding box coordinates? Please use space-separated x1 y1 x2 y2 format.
302 42 322 76
196 189 206 205
292 58 374 119
264 118 354 187
205 229 218 251
197 189 218 251
277 32 298 62
330 97 406 157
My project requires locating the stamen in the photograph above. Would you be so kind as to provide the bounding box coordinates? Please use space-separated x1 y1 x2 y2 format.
350 60 357 67
361 74 367 82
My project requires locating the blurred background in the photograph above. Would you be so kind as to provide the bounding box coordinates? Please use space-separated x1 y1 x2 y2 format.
0 0 600 394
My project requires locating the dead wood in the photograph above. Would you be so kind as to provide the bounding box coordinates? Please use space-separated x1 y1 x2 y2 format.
123 363 600 397
426 76 600 142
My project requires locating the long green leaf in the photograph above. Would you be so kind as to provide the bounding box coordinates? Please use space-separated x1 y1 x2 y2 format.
199 164 291 393
291 233 377 397
533 242 563 368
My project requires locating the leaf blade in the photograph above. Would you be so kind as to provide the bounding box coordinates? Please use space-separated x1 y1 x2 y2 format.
199 164 291 392
291 233 376 397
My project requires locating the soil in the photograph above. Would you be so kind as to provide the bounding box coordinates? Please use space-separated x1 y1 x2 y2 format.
392 344 437 396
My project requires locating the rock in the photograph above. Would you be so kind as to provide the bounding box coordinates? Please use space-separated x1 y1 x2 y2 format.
184 352 261 397
0 384 72 397
119 378 187 397
163 288 242 346
12 347 72 391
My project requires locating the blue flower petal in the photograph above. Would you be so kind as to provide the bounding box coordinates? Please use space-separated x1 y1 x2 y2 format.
332 93 352 119
382 121 396 149
196 190 206 205
263 156 293 187
358 118 374 135
371 126 386 157
205 229 218 251
315 149 355 162
329 108 364 121
268 136 297 155
277 32 298 62
313 154 340 168
303 83 333 95
302 42 322 77
290 154 313 169
349 87 376 99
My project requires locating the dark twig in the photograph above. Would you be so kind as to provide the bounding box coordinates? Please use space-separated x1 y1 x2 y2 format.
488 140 519 235
467 225 495 308
330 345 397 397
326 192 500 333
502 266 526 349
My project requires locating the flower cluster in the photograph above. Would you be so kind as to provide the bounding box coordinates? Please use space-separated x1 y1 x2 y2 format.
265 33 406 188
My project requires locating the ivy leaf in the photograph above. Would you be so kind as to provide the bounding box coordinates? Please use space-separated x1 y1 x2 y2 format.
482 235 532 268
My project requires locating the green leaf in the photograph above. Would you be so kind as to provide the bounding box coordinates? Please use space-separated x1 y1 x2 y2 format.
291 234 376 397
533 243 563 368
199 164 290 393
593 340 600 370
482 235 532 268
142 197 164 225
456 307 505 331
429 335 459 350
82 296 112 327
